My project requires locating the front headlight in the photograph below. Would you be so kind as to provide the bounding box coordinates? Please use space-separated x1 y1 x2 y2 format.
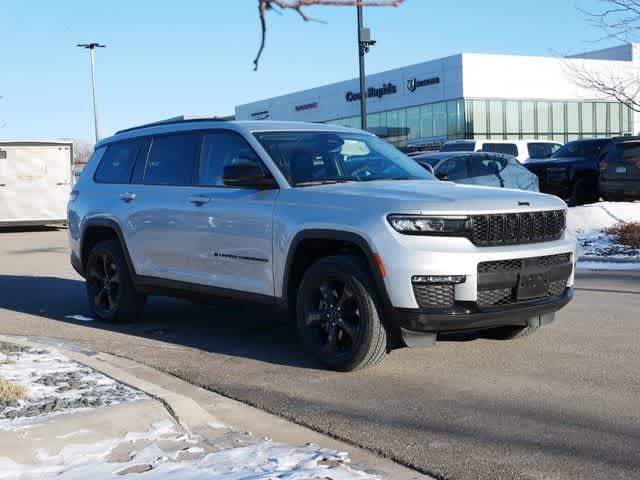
387 215 469 235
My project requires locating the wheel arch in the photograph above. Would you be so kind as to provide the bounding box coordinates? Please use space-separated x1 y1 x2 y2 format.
80 218 136 279
281 229 392 313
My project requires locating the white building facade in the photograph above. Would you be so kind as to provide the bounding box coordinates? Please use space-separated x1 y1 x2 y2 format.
235 44 639 147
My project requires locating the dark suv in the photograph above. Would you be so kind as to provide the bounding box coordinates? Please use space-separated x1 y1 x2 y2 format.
525 138 613 205
599 140 640 200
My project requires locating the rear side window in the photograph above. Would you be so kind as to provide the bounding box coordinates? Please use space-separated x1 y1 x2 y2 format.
618 143 640 162
199 132 262 186
527 143 559 159
440 142 475 152
144 133 201 186
94 140 141 183
470 156 508 177
481 143 518 156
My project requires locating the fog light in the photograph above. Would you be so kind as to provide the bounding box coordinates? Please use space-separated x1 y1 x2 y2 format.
412 275 466 284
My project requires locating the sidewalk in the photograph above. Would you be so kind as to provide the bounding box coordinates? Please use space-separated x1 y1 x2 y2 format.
0 336 425 479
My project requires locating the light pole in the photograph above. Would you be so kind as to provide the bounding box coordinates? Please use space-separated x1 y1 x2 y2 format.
77 43 105 144
357 6 375 130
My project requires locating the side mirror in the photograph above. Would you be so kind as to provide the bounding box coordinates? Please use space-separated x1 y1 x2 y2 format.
222 162 277 189
435 171 448 180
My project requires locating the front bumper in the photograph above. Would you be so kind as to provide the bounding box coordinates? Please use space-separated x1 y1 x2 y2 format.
393 287 573 334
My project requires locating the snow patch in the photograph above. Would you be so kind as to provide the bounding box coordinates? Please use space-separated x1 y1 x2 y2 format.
64 315 95 322
0 419 380 479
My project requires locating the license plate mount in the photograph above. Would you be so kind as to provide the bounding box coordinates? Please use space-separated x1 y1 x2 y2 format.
517 272 549 300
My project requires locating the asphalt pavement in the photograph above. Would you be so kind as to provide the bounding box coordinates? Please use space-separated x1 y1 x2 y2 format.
0 228 638 480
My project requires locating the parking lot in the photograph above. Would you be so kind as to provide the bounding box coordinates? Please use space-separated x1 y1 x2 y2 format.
1 227 639 480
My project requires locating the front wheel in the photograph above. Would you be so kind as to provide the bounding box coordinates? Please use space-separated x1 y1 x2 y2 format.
85 240 145 323
296 255 388 371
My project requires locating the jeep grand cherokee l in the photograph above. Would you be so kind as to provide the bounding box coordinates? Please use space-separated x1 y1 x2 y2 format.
68 117 577 371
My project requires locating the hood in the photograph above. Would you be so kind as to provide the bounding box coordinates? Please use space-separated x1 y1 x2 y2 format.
296 179 565 214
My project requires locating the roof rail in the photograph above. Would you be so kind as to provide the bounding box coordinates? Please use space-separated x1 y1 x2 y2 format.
115 115 229 135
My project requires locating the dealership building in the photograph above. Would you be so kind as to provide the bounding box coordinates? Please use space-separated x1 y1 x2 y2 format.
235 43 639 147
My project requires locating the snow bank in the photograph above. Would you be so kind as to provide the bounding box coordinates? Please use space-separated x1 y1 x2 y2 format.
566 201 640 269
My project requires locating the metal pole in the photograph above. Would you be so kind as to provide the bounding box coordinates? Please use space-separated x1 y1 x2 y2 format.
89 48 99 143
357 5 367 130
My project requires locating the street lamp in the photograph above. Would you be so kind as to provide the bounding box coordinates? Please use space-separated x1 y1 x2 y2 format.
357 6 376 130
77 43 106 144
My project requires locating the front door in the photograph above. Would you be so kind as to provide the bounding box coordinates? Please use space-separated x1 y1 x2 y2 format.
184 130 277 296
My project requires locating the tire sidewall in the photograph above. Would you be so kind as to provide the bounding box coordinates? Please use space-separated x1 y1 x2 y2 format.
296 256 383 371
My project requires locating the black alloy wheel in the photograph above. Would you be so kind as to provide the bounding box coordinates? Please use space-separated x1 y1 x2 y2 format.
297 255 388 371
85 240 145 323
87 250 121 317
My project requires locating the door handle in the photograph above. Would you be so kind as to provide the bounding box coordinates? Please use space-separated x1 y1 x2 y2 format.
188 195 210 206
120 192 137 202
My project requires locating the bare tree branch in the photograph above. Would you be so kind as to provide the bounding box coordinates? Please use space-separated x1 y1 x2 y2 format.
254 0 405 70
568 0 640 116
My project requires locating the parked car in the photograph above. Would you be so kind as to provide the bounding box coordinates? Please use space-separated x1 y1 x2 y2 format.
68 117 576 371
525 137 636 205
440 139 561 163
0 140 73 226
599 139 640 200
413 151 539 191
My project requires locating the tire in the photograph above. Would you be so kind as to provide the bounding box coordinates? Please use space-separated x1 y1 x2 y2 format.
569 177 598 206
296 255 388 371
482 324 539 340
85 240 145 323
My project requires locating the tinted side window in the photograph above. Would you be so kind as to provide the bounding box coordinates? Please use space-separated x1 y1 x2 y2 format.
618 143 640 162
527 143 555 159
94 140 141 183
199 132 262 186
436 158 467 180
440 142 475 152
144 133 201 186
470 156 507 177
482 143 518 156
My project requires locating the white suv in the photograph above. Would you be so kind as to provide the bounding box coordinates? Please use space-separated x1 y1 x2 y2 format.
68 117 576 371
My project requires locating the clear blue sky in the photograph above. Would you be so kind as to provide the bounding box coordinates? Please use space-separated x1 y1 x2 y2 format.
0 0 612 142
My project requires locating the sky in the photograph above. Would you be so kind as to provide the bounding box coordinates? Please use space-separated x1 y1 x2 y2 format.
0 0 618 143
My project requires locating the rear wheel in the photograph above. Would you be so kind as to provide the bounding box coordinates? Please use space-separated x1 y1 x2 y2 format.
296 255 388 371
569 177 598 206
85 240 145 323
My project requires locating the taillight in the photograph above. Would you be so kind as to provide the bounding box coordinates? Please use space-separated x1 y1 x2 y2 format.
635 160 640 169
599 161 608 171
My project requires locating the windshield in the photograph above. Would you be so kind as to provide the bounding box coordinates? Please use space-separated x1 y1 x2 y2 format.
253 131 434 186
552 140 608 159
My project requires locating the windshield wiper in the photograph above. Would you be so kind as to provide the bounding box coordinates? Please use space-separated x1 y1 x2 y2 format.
294 179 355 187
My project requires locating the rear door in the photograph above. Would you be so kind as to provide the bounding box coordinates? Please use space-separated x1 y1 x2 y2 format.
462 155 507 188
433 157 469 181
0 143 71 223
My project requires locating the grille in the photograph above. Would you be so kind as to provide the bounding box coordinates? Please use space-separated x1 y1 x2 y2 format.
470 210 566 246
478 253 572 274
412 283 454 308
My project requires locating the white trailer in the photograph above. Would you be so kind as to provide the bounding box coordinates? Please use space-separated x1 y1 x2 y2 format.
0 141 73 226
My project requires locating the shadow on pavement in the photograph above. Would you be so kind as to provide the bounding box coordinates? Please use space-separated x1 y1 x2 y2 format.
0 274 319 370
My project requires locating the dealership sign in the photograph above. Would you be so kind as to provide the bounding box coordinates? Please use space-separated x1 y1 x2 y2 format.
294 101 318 112
407 76 440 92
345 83 397 102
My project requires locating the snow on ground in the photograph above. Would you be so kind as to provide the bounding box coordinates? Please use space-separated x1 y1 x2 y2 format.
566 201 640 269
0 419 379 479
0 342 146 430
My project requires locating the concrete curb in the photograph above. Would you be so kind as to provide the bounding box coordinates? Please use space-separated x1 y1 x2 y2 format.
0 335 428 479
